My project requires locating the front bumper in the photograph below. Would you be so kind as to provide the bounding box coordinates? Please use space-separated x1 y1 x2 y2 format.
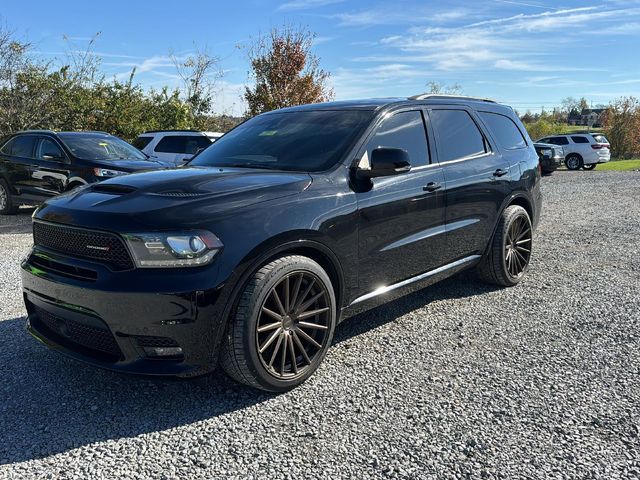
22 253 229 377
540 155 563 171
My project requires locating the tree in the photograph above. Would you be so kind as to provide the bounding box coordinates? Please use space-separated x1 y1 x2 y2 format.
601 97 640 159
425 81 463 95
171 48 222 129
244 26 333 116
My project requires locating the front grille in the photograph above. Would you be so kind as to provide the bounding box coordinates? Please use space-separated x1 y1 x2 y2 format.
34 306 122 359
33 221 134 271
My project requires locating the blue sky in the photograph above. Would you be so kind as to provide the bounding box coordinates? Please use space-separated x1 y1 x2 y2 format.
2 0 639 115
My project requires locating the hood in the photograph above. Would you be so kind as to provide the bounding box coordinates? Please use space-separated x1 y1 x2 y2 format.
36 166 313 231
92 158 165 172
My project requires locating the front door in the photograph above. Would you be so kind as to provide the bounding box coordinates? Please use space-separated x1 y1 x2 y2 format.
355 109 447 297
31 136 71 196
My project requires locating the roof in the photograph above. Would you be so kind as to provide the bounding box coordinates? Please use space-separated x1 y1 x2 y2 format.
271 95 511 114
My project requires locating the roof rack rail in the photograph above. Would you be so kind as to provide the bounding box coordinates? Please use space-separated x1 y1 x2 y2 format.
409 93 497 103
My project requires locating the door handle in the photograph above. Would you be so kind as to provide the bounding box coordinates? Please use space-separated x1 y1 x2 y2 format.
493 168 508 177
423 182 442 192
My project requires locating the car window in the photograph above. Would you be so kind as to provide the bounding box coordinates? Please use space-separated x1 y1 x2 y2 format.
479 112 527 150
185 136 213 155
364 111 429 167
37 138 65 161
155 136 187 154
551 136 569 145
58 133 147 161
133 136 153 150
3 136 37 158
592 134 609 144
539 137 550 144
571 136 590 144
190 110 375 172
429 109 487 162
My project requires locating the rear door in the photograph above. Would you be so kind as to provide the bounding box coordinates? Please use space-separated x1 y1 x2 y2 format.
427 107 515 263
0 135 43 198
356 109 447 295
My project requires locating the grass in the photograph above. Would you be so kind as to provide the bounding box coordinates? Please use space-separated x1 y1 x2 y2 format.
596 159 640 171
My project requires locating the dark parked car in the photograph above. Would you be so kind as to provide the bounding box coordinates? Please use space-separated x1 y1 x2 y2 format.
0 130 164 214
534 142 564 174
22 95 542 391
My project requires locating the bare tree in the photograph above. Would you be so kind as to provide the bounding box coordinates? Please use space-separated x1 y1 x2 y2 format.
425 81 463 95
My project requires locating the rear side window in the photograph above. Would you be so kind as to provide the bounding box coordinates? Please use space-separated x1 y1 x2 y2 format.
1 136 37 158
592 134 609 144
571 136 590 144
133 136 153 150
429 109 487 162
550 137 570 146
479 112 526 150
365 111 429 167
155 135 211 154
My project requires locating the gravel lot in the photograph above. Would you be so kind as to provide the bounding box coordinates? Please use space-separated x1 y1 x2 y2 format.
1 171 639 479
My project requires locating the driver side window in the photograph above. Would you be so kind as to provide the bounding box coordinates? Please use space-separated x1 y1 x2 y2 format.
361 110 430 168
37 138 65 161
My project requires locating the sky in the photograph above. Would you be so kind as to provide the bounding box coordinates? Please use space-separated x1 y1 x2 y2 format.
2 0 639 115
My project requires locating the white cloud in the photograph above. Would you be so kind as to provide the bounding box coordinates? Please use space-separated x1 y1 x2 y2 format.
278 0 344 11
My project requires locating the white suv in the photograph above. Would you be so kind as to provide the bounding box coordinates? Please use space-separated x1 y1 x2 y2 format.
536 133 610 170
133 130 224 167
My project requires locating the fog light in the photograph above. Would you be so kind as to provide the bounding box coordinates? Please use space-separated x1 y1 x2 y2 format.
144 346 183 358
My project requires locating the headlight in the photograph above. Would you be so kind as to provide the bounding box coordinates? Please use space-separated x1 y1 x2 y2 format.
94 168 127 177
123 231 223 268
541 149 552 157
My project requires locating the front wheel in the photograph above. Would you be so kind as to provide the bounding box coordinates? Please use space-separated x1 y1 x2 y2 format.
582 163 597 170
220 255 336 391
477 205 533 287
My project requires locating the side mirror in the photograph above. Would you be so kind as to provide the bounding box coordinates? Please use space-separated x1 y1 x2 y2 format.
358 147 411 179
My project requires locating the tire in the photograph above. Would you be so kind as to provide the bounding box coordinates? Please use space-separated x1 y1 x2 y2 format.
0 179 18 215
565 154 583 171
477 205 533 287
220 255 337 391
582 163 596 170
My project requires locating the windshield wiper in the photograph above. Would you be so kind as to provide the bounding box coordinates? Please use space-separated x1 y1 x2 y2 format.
215 163 282 171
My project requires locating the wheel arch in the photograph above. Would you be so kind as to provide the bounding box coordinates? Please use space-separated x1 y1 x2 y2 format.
483 192 535 256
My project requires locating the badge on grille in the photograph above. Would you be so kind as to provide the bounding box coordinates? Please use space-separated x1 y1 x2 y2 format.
86 245 111 252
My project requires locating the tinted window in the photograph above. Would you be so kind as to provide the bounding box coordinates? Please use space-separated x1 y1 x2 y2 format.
571 136 590 144
133 136 153 150
37 138 65 160
155 136 186 153
479 112 526 150
550 136 569 145
365 111 429 167
3 136 37 158
190 110 375 172
185 136 212 155
58 133 147 161
430 110 486 162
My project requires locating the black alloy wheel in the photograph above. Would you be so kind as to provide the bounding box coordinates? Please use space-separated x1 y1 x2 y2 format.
221 255 336 391
504 213 532 279
256 271 331 379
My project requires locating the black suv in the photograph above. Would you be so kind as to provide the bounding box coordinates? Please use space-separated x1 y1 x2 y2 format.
22 96 542 391
0 130 163 214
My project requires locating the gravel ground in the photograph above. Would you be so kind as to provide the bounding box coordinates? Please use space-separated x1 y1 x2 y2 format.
1 171 639 479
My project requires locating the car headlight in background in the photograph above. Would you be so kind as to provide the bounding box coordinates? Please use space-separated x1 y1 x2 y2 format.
123 231 223 268
94 168 127 177
541 149 552 158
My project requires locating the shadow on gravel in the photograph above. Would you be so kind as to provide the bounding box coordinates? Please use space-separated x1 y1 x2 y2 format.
0 208 36 235
0 273 497 465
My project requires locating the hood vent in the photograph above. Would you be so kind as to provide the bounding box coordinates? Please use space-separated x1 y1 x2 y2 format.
91 183 138 195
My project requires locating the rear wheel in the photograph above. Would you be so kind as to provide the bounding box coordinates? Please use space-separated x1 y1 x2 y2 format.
0 179 18 215
477 205 532 287
582 163 597 170
565 154 583 171
220 255 336 391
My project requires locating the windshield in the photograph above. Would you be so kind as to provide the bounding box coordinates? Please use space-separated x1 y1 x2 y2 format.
189 110 375 172
59 134 148 161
